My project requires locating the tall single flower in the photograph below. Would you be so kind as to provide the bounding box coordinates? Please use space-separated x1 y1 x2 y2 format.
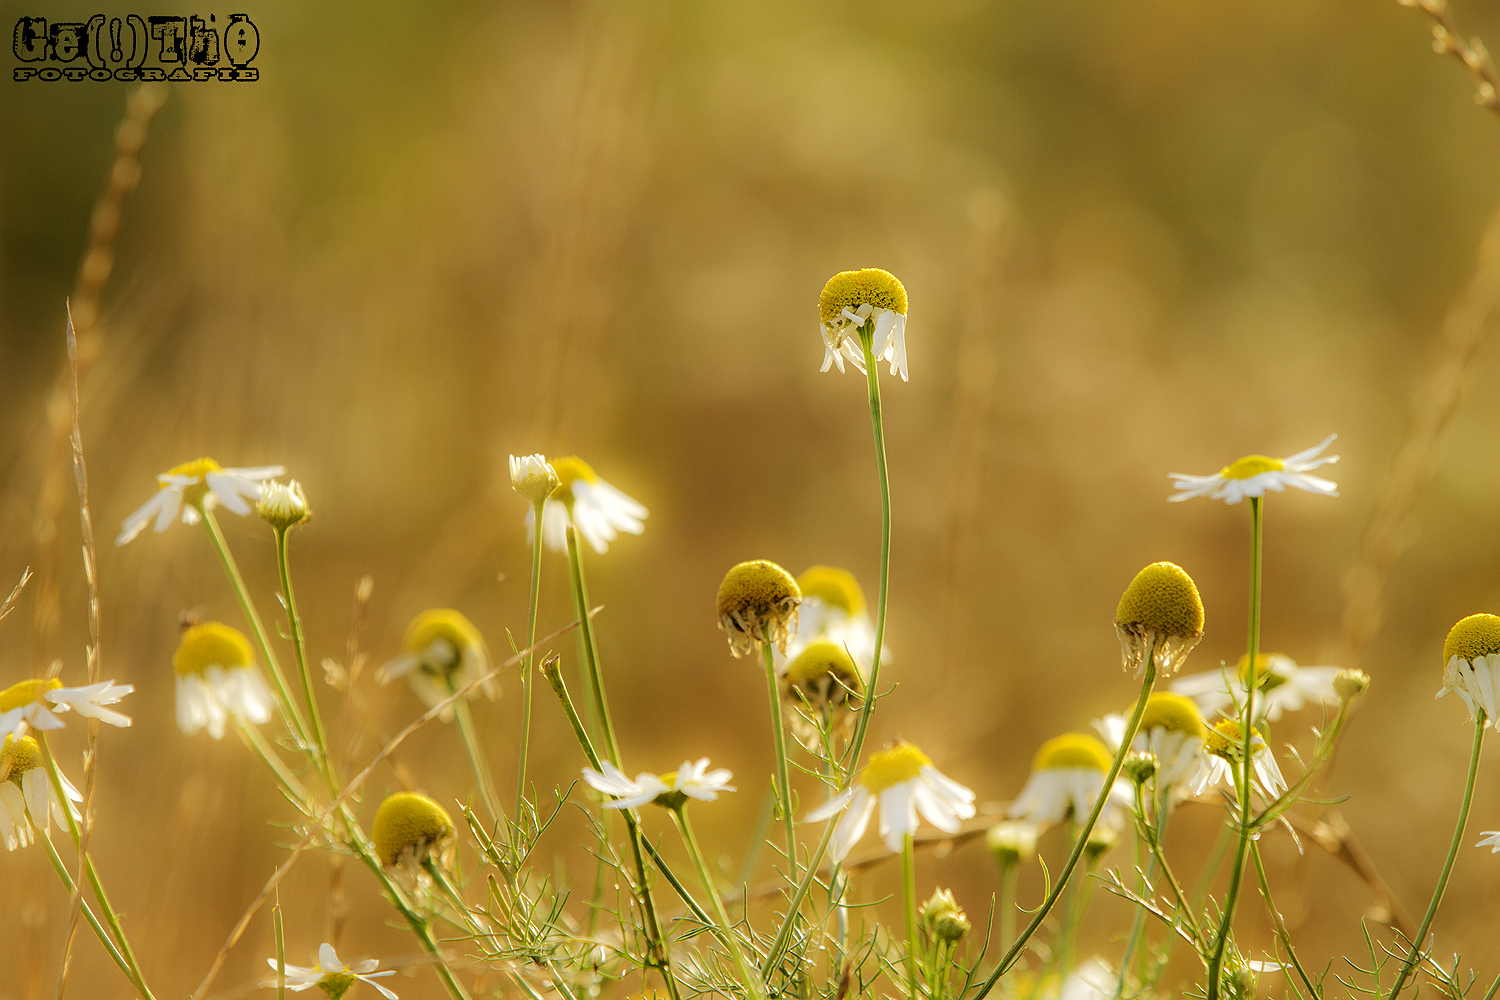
1189 719 1287 799
1172 653 1340 723
717 560 801 658
1095 692 1208 800
806 741 975 861
1168 435 1338 505
172 621 275 739
818 268 910 381
116 457 286 545
1437 613 1500 726
0 734 82 850
376 609 496 721
267 943 398 999
1009 733 1129 830
1114 561 1205 676
0 677 133 737
582 758 736 810
524 455 646 554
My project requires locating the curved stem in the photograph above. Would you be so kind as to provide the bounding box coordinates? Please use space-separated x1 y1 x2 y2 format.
761 637 798 880
846 322 891 771
1251 842 1320 998
674 807 769 1000
565 525 621 766
274 526 340 798
453 696 505 830
1386 715 1486 1000
902 833 921 1000
516 498 546 820
38 830 134 990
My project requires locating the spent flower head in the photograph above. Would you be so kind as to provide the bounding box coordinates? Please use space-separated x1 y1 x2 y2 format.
1437 613 1500 726
717 559 801 658
524 455 646 554
1115 561 1205 676
258 479 311 530
509 453 560 504
116 457 285 545
807 740 976 861
1169 435 1338 505
267 943 398 999
818 268 910 381
372 791 454 870
172 621 274 739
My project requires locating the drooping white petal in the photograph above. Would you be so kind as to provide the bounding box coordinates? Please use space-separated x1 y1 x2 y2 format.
318 943 342 973
829 788 876 862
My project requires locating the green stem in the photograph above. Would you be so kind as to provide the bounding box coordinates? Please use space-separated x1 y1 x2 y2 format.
1251 843 1319 998
738 786 776 886
516 497 546 821
846 321 892 771
973 649 1158 997
273 900 286 1000
200 509 309 745
234 717 312 811
902 833 920 1000
453 696 506 830
1386 715 1486 1000
998 860 1018 956
762 820 839 977
38 830 134 989
1208 496 1263 1000
273 527 335 787
761 637 798 880
356 851 472 1000
674 807 769 1000
566 525 621 766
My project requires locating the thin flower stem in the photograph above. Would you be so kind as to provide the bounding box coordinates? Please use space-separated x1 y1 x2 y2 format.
847 321 891 771
762 819 839 977
902 833 921 1000
761 636 799 880
1251 842 1320 998
516 497 546 821
273 527 336 790
234 717 311 811
38 830 133 989
453 696 506 830
674 806 770 1000
1208 496 1263 1000
355 852 472 1000
972 648 1158 998
998 860 1018 955
738 786 776 886
1386 714 1486 1000
37 735 156 1000
565 525 622 766
200 510 309 745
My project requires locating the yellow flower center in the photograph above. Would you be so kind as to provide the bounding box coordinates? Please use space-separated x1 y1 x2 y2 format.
403 610 485 678
819 268 908 326
1 734 43 783
784 639 862 689
1444 613 1500 664
163 457 222 507
0 677 62 712
1204 719 1263 760
795 565 866 618
548 456 598 507
1032 733 1113 773
372 791 454 866
716 560 800 622
1138 692 1207 738
1218 455 1284 480
1236 653 1289 692
861 741 932 793
1115 562 1205 638
173 622 254 676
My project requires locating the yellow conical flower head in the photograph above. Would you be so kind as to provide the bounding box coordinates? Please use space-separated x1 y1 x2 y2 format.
372 791 454 868
1032 733 1112 774
1236 652 1291 692
784 638 863 691
861 741 932 793
1 735 43 783
1220 455 1283 480
1138 692 1207 739
404 609 487 676
819 269 909 326
716 560 800 658
547 456 598 507
796 565 867 618
174 622 254 676
1444 614 1500 666
1115 561 1205 675
164 457 222 507
0 678 61 712
781 638 865 752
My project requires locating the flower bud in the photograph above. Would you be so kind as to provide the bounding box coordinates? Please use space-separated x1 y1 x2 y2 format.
1122 751 1158 787
1333 668 1369 702
985 821 1038 865
257 479 310 529
509 453 560 504
920 888 970 944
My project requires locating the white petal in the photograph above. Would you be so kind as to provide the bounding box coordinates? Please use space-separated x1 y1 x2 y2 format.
829 788 876 862
806 786 854 823
318 943 341 973
205 472 254 516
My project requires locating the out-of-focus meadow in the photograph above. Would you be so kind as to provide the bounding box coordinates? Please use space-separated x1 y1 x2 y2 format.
3 0 1500 996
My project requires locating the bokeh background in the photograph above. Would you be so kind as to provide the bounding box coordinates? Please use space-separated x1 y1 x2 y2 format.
4 0 1500 996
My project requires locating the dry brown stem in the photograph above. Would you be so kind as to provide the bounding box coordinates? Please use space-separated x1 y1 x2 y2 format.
1399 0 1500 117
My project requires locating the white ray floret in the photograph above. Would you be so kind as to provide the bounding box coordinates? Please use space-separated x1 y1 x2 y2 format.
1172 653 1341 723
523 456 647 554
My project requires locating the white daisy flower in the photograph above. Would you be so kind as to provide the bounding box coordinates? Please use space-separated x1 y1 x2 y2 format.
1189 719 1287 799
0 677 134 737
1172 653 1341 723
1095 692 1208 800
1437 614 1500 727
172 622 275 739
806 741 976 861
582 758 736 811
0 734 82 851
376 609 496 722
1009 733 1130 830
818 268 910 381
116 457 286 545
267 942 398 999
523 455 646 555
1168 435 1338 505
509 453 561 504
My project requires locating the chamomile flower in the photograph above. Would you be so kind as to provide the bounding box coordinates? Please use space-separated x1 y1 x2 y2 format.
1009 733 1130 830
1437 614 1500 726
1189 719 1287 799
0 734 82 850
1168 435 1339 505
1114 561 1205 676
376 609 497 722
0 677 134 737
116 457 286 545
172 622 275 739
1172 653 1340 723
257 479 311 529
267 943 398 999
783 565 884 671
524 456 646 554
780 638 865 750
509 453 561 504
1095 692 1208 800
818 268 910 381
806 740 976 861
717 560 801 658
581 758 736 810
372 791 454 870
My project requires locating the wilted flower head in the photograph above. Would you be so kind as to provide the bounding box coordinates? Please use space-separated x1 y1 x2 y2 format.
116 457 285 545
258 479 310 529
524 455 646 554
372 791 454 870
717 560 800 658
172 621 275 739
509 453 560 504
818 268 910 381
376 609 496 721
1169 435 1339 505
1438 613 1500 726
1115 561 1205 676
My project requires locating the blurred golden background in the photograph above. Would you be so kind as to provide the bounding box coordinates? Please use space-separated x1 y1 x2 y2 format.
4 0 1500 996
